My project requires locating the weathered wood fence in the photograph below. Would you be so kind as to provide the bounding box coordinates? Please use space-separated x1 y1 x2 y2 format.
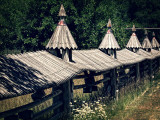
0 57 160 120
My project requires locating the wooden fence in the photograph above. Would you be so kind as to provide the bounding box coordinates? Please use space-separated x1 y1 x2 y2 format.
0 57 160 120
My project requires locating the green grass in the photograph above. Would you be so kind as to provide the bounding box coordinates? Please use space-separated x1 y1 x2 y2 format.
69 74 159 120
112 74 160 120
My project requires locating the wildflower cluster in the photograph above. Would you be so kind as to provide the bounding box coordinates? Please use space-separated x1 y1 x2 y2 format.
70 98 107 120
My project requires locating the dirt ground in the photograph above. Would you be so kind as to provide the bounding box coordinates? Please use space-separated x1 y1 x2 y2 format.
112 81 160 120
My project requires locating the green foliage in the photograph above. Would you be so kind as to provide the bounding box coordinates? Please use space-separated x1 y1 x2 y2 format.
0 0 160 52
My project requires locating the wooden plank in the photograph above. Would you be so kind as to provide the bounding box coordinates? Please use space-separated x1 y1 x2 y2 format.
149 60 153 80
73 71 110 79
144 65 149 70
152 64 158 71
0 90 62 119
95 77 110 85
118 74 127 79
62 80 71 113
111 69 117 97
74 77 110 89
32 102 63 120
48 112 64 120
117 68 125 72
118 70 135 79
152 60 157 67
73 74 86 79
74 84 86 89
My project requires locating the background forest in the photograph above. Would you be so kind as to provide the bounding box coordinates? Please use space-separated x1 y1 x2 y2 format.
0 0 160 53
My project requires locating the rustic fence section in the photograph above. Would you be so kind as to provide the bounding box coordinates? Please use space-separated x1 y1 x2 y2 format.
0 54 160 120
0 89 63 120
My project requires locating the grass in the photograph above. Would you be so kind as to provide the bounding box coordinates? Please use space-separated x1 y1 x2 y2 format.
112 74 160 120
69 73 160 120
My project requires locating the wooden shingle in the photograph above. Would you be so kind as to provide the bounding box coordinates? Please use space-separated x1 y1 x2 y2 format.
150 49 160 57
71 49 122 71
136 49 155 60
0 51 81 100
116 49 145 65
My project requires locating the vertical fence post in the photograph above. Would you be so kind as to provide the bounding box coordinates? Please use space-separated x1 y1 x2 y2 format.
52 86 60 116
70 79 74 103
159 57 160 72
149 60 153 81
103 72 110 96
83 71 97 93
136 63 140 83
62 80 71 115
110 68 117 99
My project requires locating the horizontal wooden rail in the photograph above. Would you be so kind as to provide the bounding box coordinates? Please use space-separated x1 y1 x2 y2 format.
33 102 63 120
144 65 149 70
74 84 86 89
144 70 149 75
74 71 110 79
74 75 86 79
118 70 135 79
49 111 64 120
74 77 110 89
153 65 158 71
95 77 110 85
0 90 62 119
117 68 124 72
152 61 157 67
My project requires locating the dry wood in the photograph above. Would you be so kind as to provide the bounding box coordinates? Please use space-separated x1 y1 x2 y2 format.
74 77 110 89
32 102 63 120
0 90 62 119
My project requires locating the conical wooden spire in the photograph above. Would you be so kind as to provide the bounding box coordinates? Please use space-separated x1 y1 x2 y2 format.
151 32 160 48
126 25 142 48
58 4 66 17
46 5 78 50
99 19 120 49
142 30 152 49
107 19 112 28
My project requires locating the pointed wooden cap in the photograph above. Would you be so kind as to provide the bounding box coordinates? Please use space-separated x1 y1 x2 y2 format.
107 19 112 28
58 4 66 17
144 29 148 36
46 5 77 50
151 32 160 48
152 32 155 37
132 25 136 32
142 30 152 49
